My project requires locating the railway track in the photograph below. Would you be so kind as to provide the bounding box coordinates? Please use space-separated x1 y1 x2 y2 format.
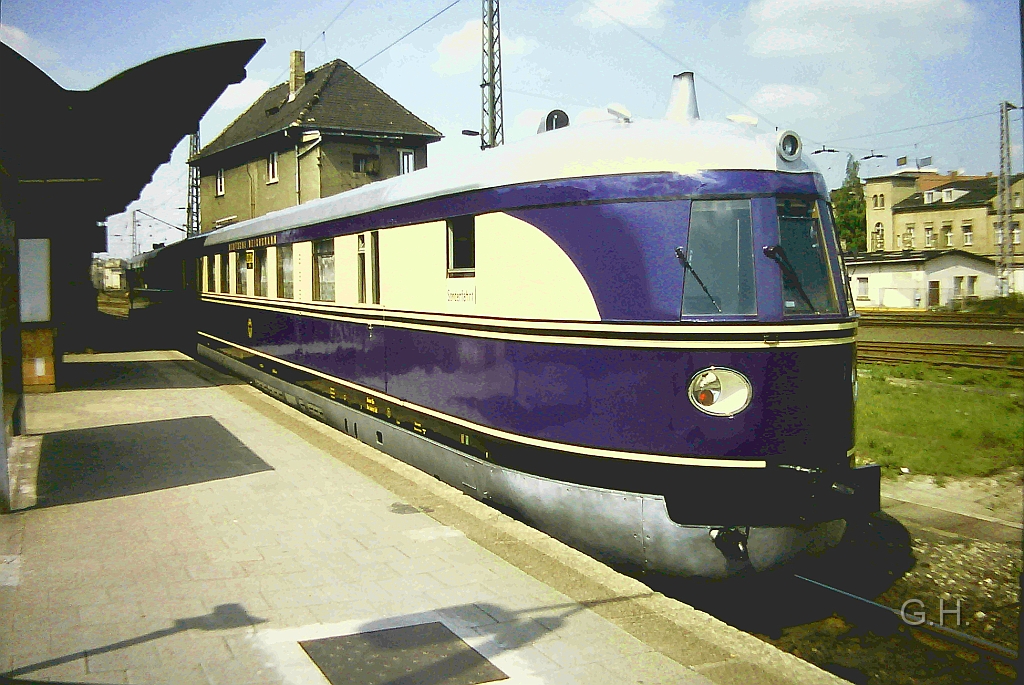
858 340 1024 372
860 311 1024 330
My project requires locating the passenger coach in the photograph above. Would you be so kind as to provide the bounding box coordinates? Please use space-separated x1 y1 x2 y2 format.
189 75 879 578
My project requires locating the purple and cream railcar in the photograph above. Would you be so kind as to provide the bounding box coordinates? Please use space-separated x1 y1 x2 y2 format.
193 77 879 578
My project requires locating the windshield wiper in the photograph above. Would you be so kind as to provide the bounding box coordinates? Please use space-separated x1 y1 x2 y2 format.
674 247 721 314
763 245 817 313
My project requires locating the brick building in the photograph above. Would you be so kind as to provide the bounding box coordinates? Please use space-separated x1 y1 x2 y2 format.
190 51 442 233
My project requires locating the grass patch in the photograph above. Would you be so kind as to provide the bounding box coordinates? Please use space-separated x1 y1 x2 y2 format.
857 363 1024 478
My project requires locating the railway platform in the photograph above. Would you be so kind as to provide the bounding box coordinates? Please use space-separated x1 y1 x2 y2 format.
0 351 848 685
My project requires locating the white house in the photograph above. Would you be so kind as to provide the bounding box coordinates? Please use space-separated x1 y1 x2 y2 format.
844 249 999 310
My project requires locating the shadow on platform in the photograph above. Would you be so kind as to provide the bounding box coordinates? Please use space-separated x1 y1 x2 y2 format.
34 416 272 508
59 358 244 391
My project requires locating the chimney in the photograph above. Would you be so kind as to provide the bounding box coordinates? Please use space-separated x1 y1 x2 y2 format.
665 72 699 123
289 50 305 102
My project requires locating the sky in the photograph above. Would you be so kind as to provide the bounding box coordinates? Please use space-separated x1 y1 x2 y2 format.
2 0 1021 258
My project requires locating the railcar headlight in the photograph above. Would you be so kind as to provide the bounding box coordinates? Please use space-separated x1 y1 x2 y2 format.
688 367 752 416
777 130 802 162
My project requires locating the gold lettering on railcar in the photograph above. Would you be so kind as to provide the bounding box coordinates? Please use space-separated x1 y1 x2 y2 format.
228 234 278 251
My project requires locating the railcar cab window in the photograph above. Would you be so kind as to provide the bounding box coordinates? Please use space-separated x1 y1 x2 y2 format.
772 198 839 315
447 216 475 278
356 232 382 305
219 253 229 294
313 239 335 301
254 248 268 296
277 244 294 299
680 200 755 315
235 250 248 295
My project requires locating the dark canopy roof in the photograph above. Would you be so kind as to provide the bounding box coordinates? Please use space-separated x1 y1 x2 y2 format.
1 39 265 225
194 58 442 163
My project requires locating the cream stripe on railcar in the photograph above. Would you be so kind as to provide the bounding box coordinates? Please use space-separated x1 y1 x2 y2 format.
199 331 767 469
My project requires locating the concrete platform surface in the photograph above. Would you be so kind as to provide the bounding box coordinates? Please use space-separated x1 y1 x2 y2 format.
0 351 847 685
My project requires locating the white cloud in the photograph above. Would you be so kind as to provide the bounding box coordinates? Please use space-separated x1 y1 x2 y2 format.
747 0 975 58
212 78 270 112
749 83 822 111
433 20 538 76
575 0 672 29
0 23 59 66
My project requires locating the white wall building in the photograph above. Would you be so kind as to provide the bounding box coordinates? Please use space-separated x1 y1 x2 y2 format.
845 250 1002 310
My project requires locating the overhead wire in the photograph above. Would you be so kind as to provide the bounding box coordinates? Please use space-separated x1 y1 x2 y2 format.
356 0 461 70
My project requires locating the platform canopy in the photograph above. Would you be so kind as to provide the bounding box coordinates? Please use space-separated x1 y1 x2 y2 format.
0 38 265 228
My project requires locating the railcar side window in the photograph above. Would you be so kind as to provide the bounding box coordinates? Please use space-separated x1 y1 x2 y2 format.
370 230 381 304
775 198 839 315
313 239 335 302
206 256 215 293
447 216 475 277
277 244 294 299
357 234 367 303
219 254 229 294
235 250 248 295
682 200 755 315
254 248 268 297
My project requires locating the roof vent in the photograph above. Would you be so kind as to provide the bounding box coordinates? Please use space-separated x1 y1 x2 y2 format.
665 72 699 123
289 51 305 102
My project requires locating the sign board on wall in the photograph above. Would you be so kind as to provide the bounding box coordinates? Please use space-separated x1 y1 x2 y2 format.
18 239 50 323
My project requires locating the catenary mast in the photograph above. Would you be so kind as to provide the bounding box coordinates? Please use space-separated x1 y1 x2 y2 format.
997 102 1017 295
480 0 504 149
187 131 201 237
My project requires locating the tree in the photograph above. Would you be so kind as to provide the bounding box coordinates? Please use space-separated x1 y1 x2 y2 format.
830 154 867 252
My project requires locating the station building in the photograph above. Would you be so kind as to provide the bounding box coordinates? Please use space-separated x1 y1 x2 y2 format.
190 51 442 233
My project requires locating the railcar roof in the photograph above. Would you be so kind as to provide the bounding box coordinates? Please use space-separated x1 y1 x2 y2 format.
204 117 820 247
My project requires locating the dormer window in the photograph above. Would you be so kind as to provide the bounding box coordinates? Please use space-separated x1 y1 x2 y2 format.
943 189 952 201
924 191 934 203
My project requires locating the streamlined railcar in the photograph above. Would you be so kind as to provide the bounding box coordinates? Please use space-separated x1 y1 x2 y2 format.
148 76 879 578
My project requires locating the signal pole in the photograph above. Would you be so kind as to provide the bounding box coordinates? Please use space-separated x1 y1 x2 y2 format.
186 131 201 237
997 101 1017 295
480 0 504 150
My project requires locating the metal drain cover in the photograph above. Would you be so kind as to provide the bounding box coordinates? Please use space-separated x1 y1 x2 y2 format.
299 622 508 685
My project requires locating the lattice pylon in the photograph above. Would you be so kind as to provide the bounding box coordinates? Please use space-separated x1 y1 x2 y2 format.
480 0 504 150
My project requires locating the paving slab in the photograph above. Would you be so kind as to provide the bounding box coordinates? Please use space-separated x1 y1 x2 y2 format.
0 351 847 685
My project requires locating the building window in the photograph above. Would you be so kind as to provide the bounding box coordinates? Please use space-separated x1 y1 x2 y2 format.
904 224 914 249
967 275 977 296
353 154 380 175
267 152 278 184
943 189 953 201
996 223 1004 245
399 149 414 175
872 195 878 208
312 239 335 301
1014 192 1021 209
254 248 268 296
219 253 229 293
953 276 964 298
879 194 884 208
962 220 973 246
447 216 475 277
943 222 953 247
370 230 381 304
206 255 215 292
924 224 934 247
857 277 869 300
873 223 884 251
216 169 225 196
1014 222 1021 245
235 250 248 295
276 244 293 299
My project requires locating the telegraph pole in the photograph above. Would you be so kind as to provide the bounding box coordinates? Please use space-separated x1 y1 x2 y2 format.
186 131 201 237
997 102 1017 295
480 0 504 150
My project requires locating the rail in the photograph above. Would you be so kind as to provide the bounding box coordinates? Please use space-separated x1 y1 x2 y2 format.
859 311 1024 329
858 341 1024 373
